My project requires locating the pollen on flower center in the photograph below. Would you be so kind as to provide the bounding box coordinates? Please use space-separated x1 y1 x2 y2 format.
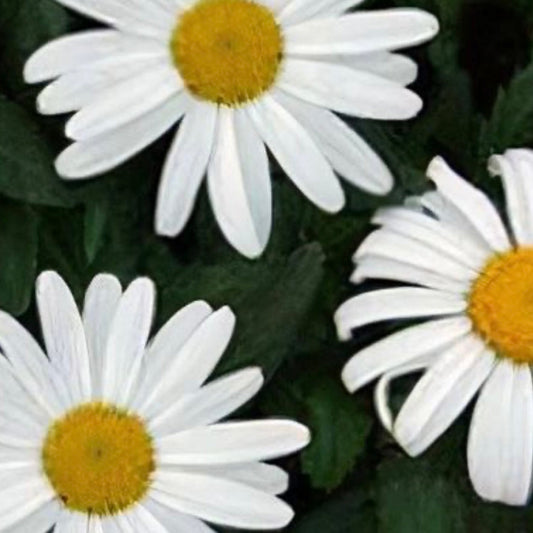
42 402 155 516
171 0 283 106
468 248 533 363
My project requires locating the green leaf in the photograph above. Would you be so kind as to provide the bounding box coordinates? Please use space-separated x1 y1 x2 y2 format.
0 95 76 207
290 490 376 533
377 457 467 533
480 59 533 157
301 378 373 491
84 199 110 264
0 201 38 315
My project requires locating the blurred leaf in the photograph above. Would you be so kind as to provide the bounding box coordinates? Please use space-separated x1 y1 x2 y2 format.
0 201 38 315
84 199 109 264
0 95 76 207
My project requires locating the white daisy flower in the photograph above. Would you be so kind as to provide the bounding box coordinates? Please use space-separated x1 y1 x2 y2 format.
335 150 533 506
24 0 438 258
0 271 310 531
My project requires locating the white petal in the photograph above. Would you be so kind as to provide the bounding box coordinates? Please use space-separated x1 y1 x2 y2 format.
341 317 472 392
156 102 218 238
468 360 533 506
257 0 291 13
24 30 165 83
275 90 393 194
66 63 181 141
148 367 264 437
3 499 61 533
335 288 466 340
284 9 439 56
0 322 71 416
36 271 91 404
427 156 511 252
117 505 168 532
279 0 364 25
372 206 489 270
208 107 272 258
341 52 418 86
130 301 213 412
136 306 235 418
394 335 495 456
151 471 294 529
246 94 344 212
158 420 310 465
488 149 533 245
37 56 164 115
101 278 155 406
375 362 432 433
144 498 216 533
352 255 470 294
54 511 90 533
53 0 172 39
83 274 122 399
56 92 190 179
0 477 55 532
172 462 289 495
355 229 477 283
280 58 422 119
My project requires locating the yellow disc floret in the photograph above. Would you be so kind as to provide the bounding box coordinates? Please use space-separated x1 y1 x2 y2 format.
42 403 155 516
171 0 283 106
469 248 533 363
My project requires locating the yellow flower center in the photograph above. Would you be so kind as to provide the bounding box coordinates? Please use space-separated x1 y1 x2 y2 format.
468 248 533 363
171 0 283 106
42 403 155 516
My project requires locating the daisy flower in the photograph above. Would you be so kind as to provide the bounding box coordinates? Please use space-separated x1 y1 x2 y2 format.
335 150 533 506
24 0 438 258
0 271 310 531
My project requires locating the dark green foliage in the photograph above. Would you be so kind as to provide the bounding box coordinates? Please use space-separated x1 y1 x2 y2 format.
2 0 533 531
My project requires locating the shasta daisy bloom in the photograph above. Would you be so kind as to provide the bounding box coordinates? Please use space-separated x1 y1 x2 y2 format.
335 150 533 506
24 0 438 259
0 272 310 531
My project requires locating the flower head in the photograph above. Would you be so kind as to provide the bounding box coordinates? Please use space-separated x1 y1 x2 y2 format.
336 150 533 506
25 0 438 257
0 272 309 530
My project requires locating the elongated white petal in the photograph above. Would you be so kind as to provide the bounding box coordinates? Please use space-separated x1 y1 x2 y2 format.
285 9 439 56
0 478 55 532
136 307 235 418
280 58 422 119
356 229 476 283
152 471 294 529
66 63 182 141
101 278 155 406
36 271 91 405
257 0 291 12
158 420 310 465
352 256 470 294
24 30 165 83
375 362 433 433
341 317 472 392
37 57 163 116
83 274 122 399
54 511 90 533
130 301 213 411
116 505 168 532
156 102 218 238
489 149 533 246
372 207 488 270
149 367 264 437
427 157 511 252
394 335 495 457
468 361 533 506
247 95 344 212
280 0 364 25
4 499 61 533
208 107 272 258
144 498 216 533
53 0 172 39
335 288 466 340
56 92 190 179
175 463 289 495
275 90 393 194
